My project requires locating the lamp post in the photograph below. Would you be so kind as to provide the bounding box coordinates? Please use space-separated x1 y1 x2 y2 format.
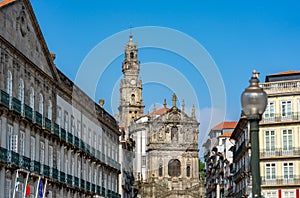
241 70 267 198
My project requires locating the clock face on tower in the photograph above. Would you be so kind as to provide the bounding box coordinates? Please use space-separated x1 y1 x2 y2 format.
130 79 136 85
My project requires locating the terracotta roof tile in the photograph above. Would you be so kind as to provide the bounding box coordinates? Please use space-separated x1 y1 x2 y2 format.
219 132 232 138
0 0 15 7
269 70 300 76
212 121 238 130
148 107 170 116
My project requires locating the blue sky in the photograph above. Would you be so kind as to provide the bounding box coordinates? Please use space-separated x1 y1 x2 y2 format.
30 0 300 150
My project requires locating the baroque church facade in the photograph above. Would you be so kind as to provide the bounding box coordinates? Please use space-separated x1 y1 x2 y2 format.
119 36 204 197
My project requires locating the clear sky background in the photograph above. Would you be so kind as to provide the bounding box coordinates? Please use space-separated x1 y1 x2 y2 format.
30 0 300 154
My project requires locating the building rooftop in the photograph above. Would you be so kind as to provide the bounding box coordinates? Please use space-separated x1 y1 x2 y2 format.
0 0 15 7
211 122 238 130
219 132 232 138
265 70 300 82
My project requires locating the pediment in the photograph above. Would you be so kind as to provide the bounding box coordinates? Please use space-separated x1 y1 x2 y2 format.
0 0 58 80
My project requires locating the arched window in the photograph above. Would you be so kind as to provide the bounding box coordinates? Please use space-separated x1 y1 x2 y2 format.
48 100 52 120
159 163 163 177
168 159 181 177
38 93 43 115
7 71 13 108
18 79 24 114
131 94 135 104
130 52 134 59
29 87 35 111
7 71 12 96
186 165 191 177
171 126 178 141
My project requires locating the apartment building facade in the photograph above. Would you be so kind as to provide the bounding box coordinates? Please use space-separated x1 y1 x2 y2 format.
203 121 237 198
259 71 300 198
0 0 121 197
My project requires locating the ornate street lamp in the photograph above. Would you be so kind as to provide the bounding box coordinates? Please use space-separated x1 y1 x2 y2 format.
241 70 267 198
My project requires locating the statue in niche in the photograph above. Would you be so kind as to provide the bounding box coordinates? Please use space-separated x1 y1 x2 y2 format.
171 126 178 141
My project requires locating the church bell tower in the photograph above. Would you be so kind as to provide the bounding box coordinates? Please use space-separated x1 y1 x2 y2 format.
119 35 145 129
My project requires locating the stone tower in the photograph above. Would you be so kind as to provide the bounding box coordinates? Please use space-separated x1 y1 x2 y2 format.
119 35 145 130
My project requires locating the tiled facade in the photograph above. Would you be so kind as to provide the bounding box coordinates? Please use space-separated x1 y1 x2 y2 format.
0 0 121 197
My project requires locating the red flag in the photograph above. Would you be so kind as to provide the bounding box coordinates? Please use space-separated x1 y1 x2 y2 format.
25 177 30 196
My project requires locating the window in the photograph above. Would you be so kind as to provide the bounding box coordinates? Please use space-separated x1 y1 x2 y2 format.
77 121 81 138
19 131 25 156
171 126 178 141
56 107 62 126
142 156 146 167
7 70 12 98
282 129 293 152
168 159 181 177
281 101 292 118
187 165 191 177
7 125 13 151
40 141 45 165
265 191 277 198
18 79 24 114
130 52 134 59
30 136 35 160
265 163 276 180
265 130 275 152
48 100 52 120
283 162 294 180
64 112 69 131
283 191 295 198
5 179 11 198
71 116 75 135
159 164 163 177
38 93 43 115
29 87 34 111
77 157 81 178
57 150 60 171
49 146 53 167
264 102 275 120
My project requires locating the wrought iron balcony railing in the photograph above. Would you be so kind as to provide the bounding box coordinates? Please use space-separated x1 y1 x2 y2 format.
260 147 300 158
261 112 300 123
262 175 300 185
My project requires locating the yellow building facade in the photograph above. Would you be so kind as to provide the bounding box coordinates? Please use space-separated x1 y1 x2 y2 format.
259 71 300 198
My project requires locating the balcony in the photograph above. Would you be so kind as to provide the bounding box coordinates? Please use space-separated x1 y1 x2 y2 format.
233 141 246 162
86 181 91 191
60 171 66 183
260 147 300 158
96 185 101 194
0 90 10 107
92 184 96 192
262 175 300 186
9 151 20 165
12 97 22 114
54 123 60 136
52 168 59 180
35 112 43 126
24 105 33 120
19 155 31 170
67 132 74 145
261 112 300 124
74 136 80 148
67 174 72 185
101 187 106 196
30 160 40 173
233 166 245 181
43 165 50 177
74 177 79 188
261 80 300 95
45 118 52 132
80 179 85 189
61 128 66 140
